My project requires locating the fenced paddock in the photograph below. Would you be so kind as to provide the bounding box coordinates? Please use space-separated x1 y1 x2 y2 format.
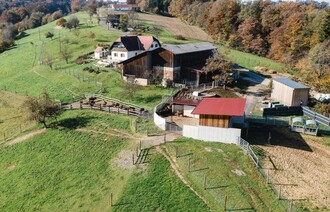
183 125 241 144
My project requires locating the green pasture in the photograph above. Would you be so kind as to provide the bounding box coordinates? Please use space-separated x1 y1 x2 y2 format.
162 137 285 211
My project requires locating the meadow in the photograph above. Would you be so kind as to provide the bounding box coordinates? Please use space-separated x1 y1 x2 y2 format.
162 137 286 211
0 12 176 106
0 110 208 211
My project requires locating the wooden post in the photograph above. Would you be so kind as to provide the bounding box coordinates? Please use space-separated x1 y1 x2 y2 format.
139 140 142 151
117 107 119 114
110 193 113 207
289 200 293 212
204 174 207 190
127 108 129 115
164 131 166 143
108 106 111 113
278 185 281 199
136 146 139 157
224 196 227 211
99 105 102 110
132 154 135 165
175 146 178 158
267 169 269 183
188 157 191 172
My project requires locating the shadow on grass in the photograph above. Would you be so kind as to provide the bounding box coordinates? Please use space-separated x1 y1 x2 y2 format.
177 152 193 158
206 185 229 190
190 167 209 172
248 125 313 152
96 39 110 42
57 116 95 130
226 207 256 211
112 202 132 207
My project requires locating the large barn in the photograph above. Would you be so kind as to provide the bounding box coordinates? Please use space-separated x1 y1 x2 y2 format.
118 42 218 85
191 98 246 128
271 78 310 106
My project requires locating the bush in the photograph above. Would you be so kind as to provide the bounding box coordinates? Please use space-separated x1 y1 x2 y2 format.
173 35 186 40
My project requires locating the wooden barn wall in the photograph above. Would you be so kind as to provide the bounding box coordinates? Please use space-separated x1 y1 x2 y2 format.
292 89 309 106
271 81 294 106
152 49 174 67
174 50 214 67
122 53 152 78
199 115 229 128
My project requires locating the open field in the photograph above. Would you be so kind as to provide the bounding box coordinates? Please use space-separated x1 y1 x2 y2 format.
248 126 330 211
0 91 36 144
0 110 207 211
136 13 212 42
113 153 208 211
0 12 174 106
162 137 285 211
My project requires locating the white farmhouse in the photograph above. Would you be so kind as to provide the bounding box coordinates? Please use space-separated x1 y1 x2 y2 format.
108 35 160 64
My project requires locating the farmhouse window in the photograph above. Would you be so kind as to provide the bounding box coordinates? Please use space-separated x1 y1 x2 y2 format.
121 53 125 57
114 53 118 57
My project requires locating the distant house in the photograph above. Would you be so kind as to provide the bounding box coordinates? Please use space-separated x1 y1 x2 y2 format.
108 35 160 64
94 46 107 59
191 98 246 128
111 4 140 11
271 78 310 106
118 42 218 85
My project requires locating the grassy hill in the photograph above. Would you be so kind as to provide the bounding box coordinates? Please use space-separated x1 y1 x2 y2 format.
0 110 207 211
0 12 177 106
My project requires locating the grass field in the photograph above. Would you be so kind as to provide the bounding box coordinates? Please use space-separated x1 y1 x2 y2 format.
0 12 176 106
0 110 208 211
218 46 285 73
113 153 208 211
162 137 285 211
0 91 37 144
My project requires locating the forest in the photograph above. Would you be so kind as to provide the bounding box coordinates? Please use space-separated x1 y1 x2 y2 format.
137 0 330 93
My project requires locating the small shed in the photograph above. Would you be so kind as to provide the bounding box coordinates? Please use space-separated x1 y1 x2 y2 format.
94 46 106 59
271 78 310 106
191 98 246 128
171 99 200 118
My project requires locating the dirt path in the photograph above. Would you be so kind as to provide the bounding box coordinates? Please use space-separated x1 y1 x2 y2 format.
5 128 46 146
156 146 211 210
137 13 212 42
259 137 330 209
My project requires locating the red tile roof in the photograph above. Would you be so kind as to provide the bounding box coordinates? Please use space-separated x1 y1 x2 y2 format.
94 46 104 52
192 98 246 116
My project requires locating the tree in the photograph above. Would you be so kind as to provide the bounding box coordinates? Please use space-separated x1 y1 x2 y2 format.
151 25 162 38
24 91 61 128
45 31 54 40
202 56 234 90
67 16 80 30
121 81 138 99
87 31 95 40
60 45 72 64
56 18 67 27
127 11 138 28
43 53 54 70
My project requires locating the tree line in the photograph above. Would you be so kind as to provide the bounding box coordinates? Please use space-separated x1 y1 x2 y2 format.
133 0 330 92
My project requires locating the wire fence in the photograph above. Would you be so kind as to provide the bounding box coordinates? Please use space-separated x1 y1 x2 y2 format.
237 137 298 212
0 123 34 145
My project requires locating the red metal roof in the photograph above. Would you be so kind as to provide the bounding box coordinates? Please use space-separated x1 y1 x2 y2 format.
192 98 246 116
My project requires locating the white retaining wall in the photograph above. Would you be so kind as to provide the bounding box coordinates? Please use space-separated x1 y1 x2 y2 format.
154 103 167 130
183 125 241 144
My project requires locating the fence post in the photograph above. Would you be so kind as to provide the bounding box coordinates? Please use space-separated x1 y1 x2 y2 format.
175 146 178 158
110 193 113 207
132 153 135 165
188 157 191 172
289 200 293 212
204 174 207 190
224 196 227 212
278 185 281 199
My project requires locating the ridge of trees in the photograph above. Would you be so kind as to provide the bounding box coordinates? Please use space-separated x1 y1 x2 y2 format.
132 0 330 92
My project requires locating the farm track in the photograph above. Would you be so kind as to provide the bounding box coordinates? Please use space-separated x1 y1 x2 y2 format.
156 146 212 211
259 139 330 209
5 128 47 146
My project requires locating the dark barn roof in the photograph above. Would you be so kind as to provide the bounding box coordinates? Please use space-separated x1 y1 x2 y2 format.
273 78 310 89
162 42 217 55
172 99 200 106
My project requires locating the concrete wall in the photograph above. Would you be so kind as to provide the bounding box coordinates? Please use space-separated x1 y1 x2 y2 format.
123 76 149 86
183 125 241 144
184 105 199 118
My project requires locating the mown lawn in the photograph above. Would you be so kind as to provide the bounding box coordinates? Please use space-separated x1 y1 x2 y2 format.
162 137 285 211
114 152 209 211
